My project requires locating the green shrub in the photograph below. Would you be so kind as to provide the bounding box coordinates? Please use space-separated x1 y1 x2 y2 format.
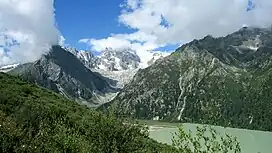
0 73 176 153
172 124 241 153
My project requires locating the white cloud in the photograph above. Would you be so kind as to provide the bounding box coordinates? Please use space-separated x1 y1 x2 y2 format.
113 31 157 43
79 0 272 62
119 0 272 44
0 47 12 66
0 35 4 46
79 32 164 65
79 39 90 44
125 0 140 9
120 7 162 31
0 0 60 66
89 37 132 51
79 31 161 52
59 36 66 46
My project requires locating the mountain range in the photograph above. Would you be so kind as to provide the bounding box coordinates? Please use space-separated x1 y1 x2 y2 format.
103 27 272 131
1 45 169 106
66 47 170 88
1 26 272 131
7 46 119 107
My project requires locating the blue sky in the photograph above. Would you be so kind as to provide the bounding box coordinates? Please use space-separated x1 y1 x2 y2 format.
54 0 179 52
54 0 257 53
55 0 125 50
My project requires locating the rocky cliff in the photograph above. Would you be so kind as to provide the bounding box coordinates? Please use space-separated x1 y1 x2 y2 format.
9 45 117 106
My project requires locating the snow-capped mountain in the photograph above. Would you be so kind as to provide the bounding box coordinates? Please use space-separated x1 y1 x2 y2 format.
64 47 170 88
1 46 169 96
95 48 141 71
0 45 169 89
0 63 20 73
0 45 169 107
66 46 170 71
147 51 171 66
76 50 96 68
66 47 141 71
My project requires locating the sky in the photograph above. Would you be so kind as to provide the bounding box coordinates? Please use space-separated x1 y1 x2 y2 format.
54 0 180 52
54 0 132 50
1 0 272 66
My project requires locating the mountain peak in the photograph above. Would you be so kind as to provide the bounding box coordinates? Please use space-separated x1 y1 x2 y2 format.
96 48 140 71
9 46 117 106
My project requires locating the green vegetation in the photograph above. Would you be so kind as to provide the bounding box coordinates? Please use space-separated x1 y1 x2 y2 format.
0 72 175 153
0 72 242 153
172 125 241 153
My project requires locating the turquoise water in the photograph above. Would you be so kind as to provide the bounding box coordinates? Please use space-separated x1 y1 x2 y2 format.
148 123 272 153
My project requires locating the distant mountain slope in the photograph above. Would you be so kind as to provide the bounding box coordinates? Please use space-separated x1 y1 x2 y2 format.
4 45 169 106
9 45 117 106
0 72 176 153
104 27 272 131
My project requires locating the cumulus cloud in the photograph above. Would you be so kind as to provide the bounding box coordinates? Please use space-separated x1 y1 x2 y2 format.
79 31 165 65
0 0 60 66
59 36 66 46
124 0 140 9
81 0 272 56
119 0 272 44
78 39 90 44
80 32 159 51
0 35 4 46
113 31 157 43
79 31 163 62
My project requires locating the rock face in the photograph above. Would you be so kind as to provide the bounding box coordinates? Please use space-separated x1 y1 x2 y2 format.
105 27 272 131
5 45 169 106
66 47 141 71
95 48 141 71
66 47 170 88
9 45 117 106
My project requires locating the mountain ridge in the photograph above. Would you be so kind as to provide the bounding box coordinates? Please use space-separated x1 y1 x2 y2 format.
5 45 170 106
65 46 170 88
9 45 118 106
103 27 272 131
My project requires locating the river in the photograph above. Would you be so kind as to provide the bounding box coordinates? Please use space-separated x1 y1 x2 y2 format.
143 121 272 153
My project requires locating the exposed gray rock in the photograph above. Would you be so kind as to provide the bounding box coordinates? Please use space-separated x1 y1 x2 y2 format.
9 45 118 107
65 47 170 88
103 27 272 131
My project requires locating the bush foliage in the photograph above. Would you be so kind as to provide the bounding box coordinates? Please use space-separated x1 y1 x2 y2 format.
0 73 175 153
0 72 240 153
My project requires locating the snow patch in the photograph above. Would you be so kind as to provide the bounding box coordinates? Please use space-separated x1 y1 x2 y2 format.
247 46 259 51
0 63 20 72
